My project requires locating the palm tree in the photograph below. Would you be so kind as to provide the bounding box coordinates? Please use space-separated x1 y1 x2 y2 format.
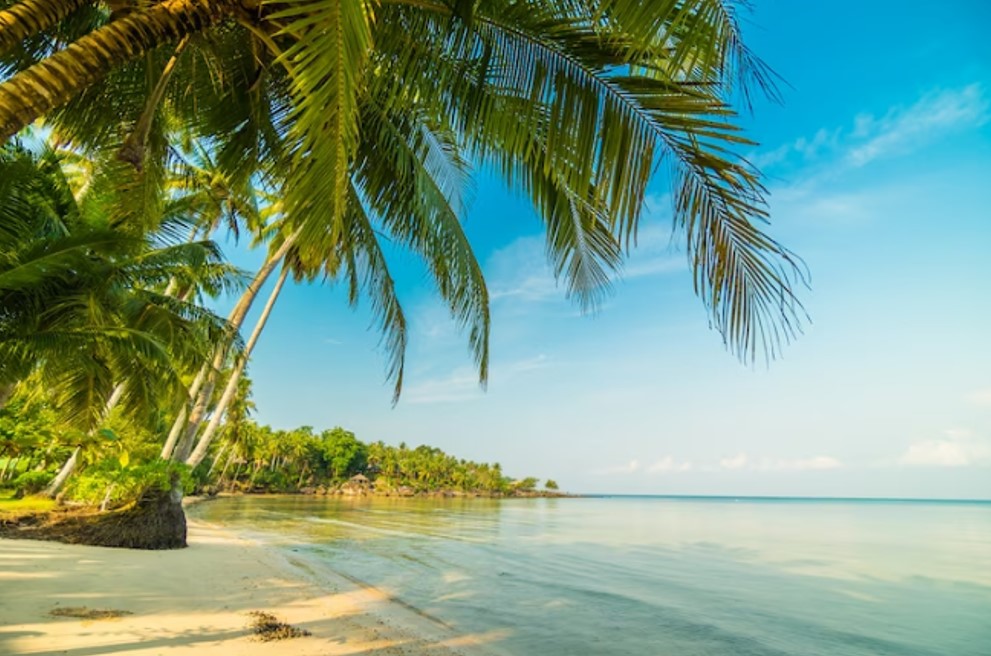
0 143 239 494
0 0 804 381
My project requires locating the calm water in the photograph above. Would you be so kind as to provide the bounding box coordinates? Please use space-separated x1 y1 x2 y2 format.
190 496 991 655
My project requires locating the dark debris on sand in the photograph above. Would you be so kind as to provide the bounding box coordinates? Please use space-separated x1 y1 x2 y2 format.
50 606 133 620
247 611 311 641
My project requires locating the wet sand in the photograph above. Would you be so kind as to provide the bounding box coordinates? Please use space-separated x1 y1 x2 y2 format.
0 520 503 656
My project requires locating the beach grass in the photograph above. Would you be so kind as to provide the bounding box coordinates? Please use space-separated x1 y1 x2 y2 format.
0 491 56 517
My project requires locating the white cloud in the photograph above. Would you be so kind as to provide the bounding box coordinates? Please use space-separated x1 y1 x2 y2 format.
487 235 559 303
899 429 991 467
847 85 988 167
755 456 843 472
486 212 686 307
751 128 842 169
404 355 551 404
717 453 841 472
596 459 642 475
719 453 749 470
597 453 843 475
967 388 991 406
403 367 481 405
647 456 693 473
751 84 988 173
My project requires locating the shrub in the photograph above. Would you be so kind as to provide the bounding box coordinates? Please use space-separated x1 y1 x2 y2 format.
252 469 291 492
12 471 54 495
545 479 559 490
64 458 193 508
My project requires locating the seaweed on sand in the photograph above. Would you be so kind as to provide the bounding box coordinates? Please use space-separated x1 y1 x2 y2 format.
247 611 311 641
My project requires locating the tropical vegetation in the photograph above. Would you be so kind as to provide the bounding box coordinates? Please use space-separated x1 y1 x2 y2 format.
1 371 546 507
0 1 803 543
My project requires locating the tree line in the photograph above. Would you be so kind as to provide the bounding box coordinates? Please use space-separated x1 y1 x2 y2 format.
0 372 555 504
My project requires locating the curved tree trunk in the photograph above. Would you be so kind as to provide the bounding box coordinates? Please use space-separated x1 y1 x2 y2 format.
118 35 191 168
0 382 16 409
0 0 233 140
169 230 299 461
44 383 124 498
0 0 89 57
185 265 289 468
44 446 80 498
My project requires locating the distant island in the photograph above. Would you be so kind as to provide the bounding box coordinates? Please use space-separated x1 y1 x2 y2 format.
1 404 562 518
1 382 562 550
197 423 562 499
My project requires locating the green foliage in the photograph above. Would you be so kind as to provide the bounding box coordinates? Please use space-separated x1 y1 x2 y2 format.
0 0 804 405
65 458 192 508
318 427 367 481
11 470 53 494
0 2 802 506
204 416 537 496
513 477 539 492
0 491 56 516
0 143 241 432
545 479 559 490
250 469 291 493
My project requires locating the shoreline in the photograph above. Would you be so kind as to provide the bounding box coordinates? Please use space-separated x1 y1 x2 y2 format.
190 488 578 501
0 519 504 656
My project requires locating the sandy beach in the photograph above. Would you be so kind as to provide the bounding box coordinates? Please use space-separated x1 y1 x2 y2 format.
0 519 503 656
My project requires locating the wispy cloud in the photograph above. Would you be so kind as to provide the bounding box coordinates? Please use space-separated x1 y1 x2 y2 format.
487 221 685 307
753 455 843 472
647 456 693 473
967 388 991 406
487 236 559 304
404 354 551 404
596 459 642 475
750 127 842 169
596 452 842 475
898 429 991 467
717 453 842 472
751 84 988 173
719 453 749 470
847 85 988 167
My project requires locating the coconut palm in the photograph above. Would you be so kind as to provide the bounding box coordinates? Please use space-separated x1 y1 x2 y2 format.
0 143 242 493
0 0 805 381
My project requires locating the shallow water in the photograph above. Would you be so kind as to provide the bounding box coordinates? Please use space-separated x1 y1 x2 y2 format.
190 496 991 655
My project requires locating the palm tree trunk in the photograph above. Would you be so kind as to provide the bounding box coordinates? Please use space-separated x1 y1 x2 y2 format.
99 483 117 511
45 446 80 498
0 456 15 482
169 231 299 461
0 382 16 409
44 384 125 498
185 265 289 468
0 0 89 57
160 364 207 460
207 443 227 475
0 0 233 140
118 35 190 168
218 450 236 485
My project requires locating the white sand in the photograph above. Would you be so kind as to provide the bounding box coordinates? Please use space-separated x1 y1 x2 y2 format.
0 520 508 656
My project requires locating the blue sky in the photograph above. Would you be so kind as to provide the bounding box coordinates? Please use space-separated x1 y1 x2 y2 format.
222 1 991 498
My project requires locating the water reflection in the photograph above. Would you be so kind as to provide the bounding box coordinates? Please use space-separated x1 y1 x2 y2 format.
189 497 991 656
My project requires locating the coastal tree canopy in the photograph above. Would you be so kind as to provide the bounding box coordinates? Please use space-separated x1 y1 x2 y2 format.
0 0 805 383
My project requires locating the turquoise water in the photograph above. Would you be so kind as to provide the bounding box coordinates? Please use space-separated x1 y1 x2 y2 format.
190 496 991 655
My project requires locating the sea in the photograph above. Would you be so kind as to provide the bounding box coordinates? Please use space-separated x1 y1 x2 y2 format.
189 495 991 655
